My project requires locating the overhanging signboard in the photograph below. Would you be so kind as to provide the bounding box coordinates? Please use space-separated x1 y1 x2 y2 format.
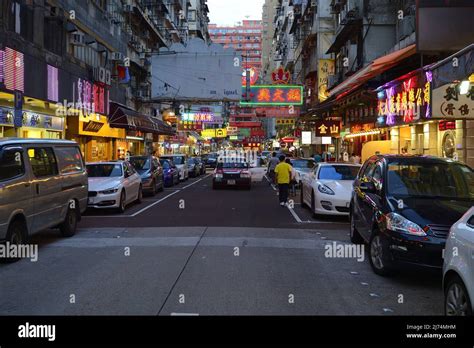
240 85 303 106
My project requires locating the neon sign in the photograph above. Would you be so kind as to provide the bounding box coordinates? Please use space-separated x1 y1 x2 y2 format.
241 85 303 106
377 73 431 126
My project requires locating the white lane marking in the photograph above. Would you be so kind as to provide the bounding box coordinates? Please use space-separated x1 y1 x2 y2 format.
287 206 303 223
131 190 180 217
182 174 211 189
170 313 199 316
83 191 180 218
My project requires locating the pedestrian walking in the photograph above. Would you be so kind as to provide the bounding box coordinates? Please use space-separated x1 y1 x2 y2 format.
274 155 293 206
267 152 279 185
286 158 297 197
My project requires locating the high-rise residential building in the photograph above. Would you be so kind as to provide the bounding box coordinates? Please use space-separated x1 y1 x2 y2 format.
262 0 279 83
188 0 211 43
209 20 263 78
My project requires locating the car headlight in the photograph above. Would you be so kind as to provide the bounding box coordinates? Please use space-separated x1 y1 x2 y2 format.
215 173 223 179
100 187 119 195
385 213 426 236
318 184 335 195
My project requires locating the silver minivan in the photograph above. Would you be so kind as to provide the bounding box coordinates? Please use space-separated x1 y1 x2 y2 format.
0 138 88 246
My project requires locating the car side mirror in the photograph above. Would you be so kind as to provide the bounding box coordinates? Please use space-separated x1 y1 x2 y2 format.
360 181 376 193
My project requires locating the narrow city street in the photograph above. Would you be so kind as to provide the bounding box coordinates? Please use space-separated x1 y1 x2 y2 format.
0 172 442 316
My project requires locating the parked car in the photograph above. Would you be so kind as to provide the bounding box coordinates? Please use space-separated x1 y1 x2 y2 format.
350 155 474 276
160 154 188 181
289 158 316 185
443 206 474 316
187 158 201 178
160 159 180 187
300 163 361 217
86 161 142 213
129 155 164 196
0 139 88 254
212 157 251 190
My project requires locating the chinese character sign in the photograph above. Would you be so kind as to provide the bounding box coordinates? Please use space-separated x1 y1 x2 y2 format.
377 73 431 126
241 85 303 106
318 59 335 102
314 120 341 137
432 82 474 119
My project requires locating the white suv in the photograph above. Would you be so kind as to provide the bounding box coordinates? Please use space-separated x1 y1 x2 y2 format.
443 206 474 316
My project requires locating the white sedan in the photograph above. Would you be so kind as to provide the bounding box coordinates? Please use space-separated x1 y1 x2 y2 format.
300 163 361 217
443 207 474 316
86 161 143 213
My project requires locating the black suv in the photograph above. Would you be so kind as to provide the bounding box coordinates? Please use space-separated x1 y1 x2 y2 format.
350 155 474 276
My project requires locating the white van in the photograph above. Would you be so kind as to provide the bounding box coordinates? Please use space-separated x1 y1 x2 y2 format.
0 139 88 250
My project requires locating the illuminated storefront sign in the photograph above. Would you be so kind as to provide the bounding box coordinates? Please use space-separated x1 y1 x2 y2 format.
255 106 300 118
0 108 14 125
21 111 64 131
75 78 109 116
377 71 432 126
47 65 59 102
241 85 303 106
181 112 215 122
432 79 474 119
271 67 291 85
5 48 24 92
201 128 227 138
314 120 341 137
318 59 335 102
0 50 4 84
242 67 259 86
276 118 295 126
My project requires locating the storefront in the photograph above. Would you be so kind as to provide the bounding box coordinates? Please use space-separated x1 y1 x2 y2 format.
66 114 125 162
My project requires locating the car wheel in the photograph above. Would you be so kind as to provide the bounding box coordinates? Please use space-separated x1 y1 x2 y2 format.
1 219 28 263
59 204 78 238
117 190 126 213
136 185 143 203
445 275 472 316
350 207 364 244
368 230 394 276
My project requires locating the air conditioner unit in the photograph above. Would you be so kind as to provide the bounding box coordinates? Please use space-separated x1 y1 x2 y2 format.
111 52 124 61
70 33 85 45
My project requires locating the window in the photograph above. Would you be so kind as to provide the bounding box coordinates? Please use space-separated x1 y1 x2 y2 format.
86 164 122 177
56 146 84 174
28 147 58 178
0 147 25 182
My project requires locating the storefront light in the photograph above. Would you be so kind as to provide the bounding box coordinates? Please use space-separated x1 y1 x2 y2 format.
344 129 382 139
459 80 470 95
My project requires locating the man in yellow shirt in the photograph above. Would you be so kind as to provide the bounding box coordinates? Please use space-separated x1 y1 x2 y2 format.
274 155 293 206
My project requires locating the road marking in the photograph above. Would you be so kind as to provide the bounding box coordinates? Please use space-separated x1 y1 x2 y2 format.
131 191 180 217
287 206 303 223
182 174 211 189
170 312 199 316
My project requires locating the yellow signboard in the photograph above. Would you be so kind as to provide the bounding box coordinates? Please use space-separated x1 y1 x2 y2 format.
276 119 295 125
201 128 227 138
318 59 335 102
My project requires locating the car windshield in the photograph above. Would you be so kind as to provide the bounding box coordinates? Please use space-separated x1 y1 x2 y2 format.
291 159 315 170
318 165 359 180
87 164 122 177
129 157 150 171
387 162 474 199
217 161 248 169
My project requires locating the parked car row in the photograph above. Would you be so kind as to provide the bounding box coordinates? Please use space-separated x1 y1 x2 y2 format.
300 154 474 315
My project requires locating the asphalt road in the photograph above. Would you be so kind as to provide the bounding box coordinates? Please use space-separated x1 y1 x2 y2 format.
0 171 444 315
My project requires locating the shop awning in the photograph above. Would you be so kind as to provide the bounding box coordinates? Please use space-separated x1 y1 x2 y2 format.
108 102 175 136
329 44 417 99
428 44 474 89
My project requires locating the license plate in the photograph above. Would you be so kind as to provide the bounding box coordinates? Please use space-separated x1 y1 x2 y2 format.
88 198 93 204
227 180 236 185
